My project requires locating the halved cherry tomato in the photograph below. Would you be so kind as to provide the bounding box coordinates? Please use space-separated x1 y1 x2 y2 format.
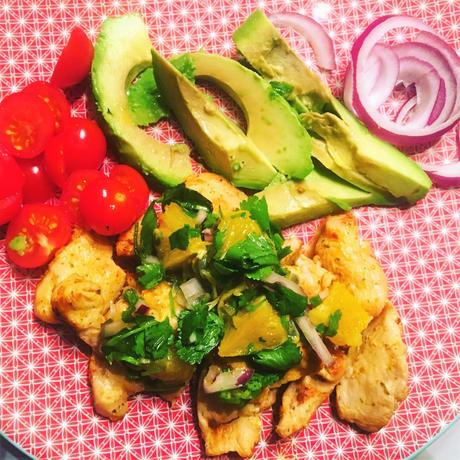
110 165 149 215
0 92 55 158
0 193 22 226
51 27 94 89
43 134 66 187
79 176 139 236
61 118 106 172
0 154 24 225
44 118 106 188
17 156 57 204
23 81 71 133
6 204 71 268
61 169 102 226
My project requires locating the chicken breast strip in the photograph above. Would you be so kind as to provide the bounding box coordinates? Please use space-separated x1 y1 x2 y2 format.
336 302 408 432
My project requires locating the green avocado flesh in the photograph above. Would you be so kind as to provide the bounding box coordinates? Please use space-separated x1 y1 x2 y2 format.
257 161 382 228
152 49 277 190
188 52 313 180
234 10 431 204
91 15 192 186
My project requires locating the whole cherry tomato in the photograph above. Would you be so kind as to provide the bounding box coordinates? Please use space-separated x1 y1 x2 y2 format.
0 91 55 159
6 204 71 268
0 154 25 225
51 27 94 88
23 81 71 133
79 176 139 236
17 156 57 204
110 165 150 215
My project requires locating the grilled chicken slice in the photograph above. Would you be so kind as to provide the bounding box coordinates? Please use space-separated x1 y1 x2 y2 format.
35 230 126 344
197 369 276 458
89 355 144 421
314 214 388 318
276 350 347 438
336 303 408 432
116 172 247 258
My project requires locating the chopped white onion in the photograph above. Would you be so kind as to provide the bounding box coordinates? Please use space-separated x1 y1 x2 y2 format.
203 365 253 393
180 278 205 307
102 320 126 337
263 271 305 296
195 209 208 225
144 255 160 264
295 315 333 367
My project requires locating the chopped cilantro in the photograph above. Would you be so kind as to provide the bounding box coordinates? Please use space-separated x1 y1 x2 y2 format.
270 81 294 99
136 263 165 289
240 196 270 233
175 302 224 365
202 212 218 229
316 309 342 337
251 340 301 372
121 288 139 323
170 53 196 82
162 183 212 216
169 225 200 250
309 294 322 308
135 204 157 261
265 284 308 317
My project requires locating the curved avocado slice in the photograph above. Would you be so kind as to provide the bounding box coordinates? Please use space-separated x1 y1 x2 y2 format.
257 163 387 228
152 50 276 190
188 52 312 180
234 10 431 204
91 15 192 186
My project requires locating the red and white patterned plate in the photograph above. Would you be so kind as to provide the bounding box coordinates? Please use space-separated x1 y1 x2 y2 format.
0 1 459 459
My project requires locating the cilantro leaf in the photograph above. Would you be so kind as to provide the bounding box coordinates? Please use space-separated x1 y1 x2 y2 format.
226 287 261 313
251 340 301 372
245 266 273 281
170 53 196 82
202 212 218 229
102 316 174 367
309 294 322 308
272 232 291 260
270 81 294 99
127 68 169 126
169 225 200 250
135 204 157 261
121 288 139 323
136 263 165 289
222 233 279 272
265 284 308 317
240 196 270 233
162 184 212 216
175 302 224 365
316 309 342 337
217 372 279 406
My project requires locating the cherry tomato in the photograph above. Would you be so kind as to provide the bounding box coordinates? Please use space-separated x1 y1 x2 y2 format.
51 27 94 89
0 154 25 225
6 204 71 268
43 134 67 187
79 176 139 236
61 118 106 172
17 157 57 204
61 169 102 226
0 192 22 226
44 118 106 188
110 165 149 215
0 91 55 158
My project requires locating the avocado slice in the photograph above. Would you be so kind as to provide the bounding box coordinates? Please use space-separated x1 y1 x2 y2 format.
258 164 383 228
92 15 192 186
188 52 313 180
233 10 332 113
152 49 277 190
234 10 431 203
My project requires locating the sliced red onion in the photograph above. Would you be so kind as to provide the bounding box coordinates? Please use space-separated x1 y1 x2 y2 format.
396 95 417 124
202 228 213 242
180 278 205 306
270 13 336 70
420 161 460 188
203 365 253 394
263 271 305 296
347 15 460 145
195 209 208 225
295 315 333 366
136 304 149 315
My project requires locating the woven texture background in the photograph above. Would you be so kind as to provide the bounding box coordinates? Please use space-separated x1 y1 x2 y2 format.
0 1 459 459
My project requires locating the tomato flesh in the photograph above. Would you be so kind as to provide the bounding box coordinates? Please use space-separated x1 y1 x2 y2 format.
51 27 94 89
79 176 139 236
110 165 149 215
17 156 57 204
61 169 102 226
23 81 71 133
0 92 55 159
6 204 71 268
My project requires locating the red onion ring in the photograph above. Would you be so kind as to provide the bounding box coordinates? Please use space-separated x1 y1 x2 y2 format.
270 13 336 70
347 15 460 145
